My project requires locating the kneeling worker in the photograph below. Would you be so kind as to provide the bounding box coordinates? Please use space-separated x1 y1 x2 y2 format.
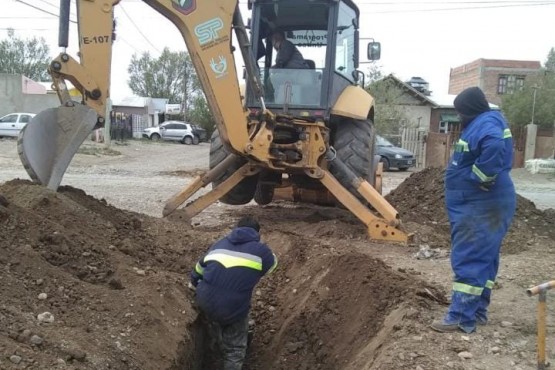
190 216 278 370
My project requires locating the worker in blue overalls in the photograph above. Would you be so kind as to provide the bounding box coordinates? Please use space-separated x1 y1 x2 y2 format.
431 87 516 334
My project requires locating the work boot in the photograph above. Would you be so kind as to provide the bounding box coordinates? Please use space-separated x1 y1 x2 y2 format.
476 315 488 326
430 320 465 333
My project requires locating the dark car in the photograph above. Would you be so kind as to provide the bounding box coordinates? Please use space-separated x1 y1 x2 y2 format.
191 124 208 142
376 135 415 171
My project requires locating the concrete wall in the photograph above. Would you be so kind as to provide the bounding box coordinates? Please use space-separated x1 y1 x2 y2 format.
535 136 554 159
0 74 60 117
401 105 432 130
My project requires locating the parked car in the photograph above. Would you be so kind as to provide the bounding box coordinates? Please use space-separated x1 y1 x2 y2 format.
0 112 36 138
142 121 200 145
376 135 415 171
191 124 208 142
142 126 161 141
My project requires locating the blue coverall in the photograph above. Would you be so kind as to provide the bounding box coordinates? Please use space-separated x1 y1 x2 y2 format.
443 110 516 333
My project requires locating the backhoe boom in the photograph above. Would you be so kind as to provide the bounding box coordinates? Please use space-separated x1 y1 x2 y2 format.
17 0 412 244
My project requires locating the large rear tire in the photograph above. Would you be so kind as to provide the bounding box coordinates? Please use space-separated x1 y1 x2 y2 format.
209 130 258 205
330 118 377 199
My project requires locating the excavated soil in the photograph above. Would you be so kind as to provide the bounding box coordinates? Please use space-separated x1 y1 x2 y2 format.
386 167 555 254
0 180 445 370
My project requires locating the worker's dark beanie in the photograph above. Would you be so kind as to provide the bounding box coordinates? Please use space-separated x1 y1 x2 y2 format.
453 87 490 116
237 216 260 232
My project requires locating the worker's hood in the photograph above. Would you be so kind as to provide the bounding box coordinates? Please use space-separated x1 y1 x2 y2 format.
454 87 491 128
227 227 261 244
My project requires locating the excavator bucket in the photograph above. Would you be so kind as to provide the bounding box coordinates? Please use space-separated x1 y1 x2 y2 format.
17 104 98 190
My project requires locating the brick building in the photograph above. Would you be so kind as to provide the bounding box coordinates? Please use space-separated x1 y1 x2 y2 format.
448 59 541 105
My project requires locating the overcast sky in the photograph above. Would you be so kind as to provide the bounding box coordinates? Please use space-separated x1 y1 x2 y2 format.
4 0 555 99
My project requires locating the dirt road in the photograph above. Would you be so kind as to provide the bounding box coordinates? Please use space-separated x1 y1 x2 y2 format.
1 139 552 215
1 137 554 370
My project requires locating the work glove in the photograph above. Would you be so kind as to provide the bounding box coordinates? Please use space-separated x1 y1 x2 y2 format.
187 281 197 292
479 181 495 192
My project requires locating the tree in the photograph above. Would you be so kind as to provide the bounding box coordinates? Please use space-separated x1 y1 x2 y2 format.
127 48 200 107
0 29 51 81
188 94 216 137
365 63 385 85
545 47 555 72
501 48 555 128
365 74 410 138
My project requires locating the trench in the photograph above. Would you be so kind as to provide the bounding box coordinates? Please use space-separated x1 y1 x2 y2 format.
171 232 432 370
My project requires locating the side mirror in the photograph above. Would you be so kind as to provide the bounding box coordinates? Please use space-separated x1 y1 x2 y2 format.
367 42 381 61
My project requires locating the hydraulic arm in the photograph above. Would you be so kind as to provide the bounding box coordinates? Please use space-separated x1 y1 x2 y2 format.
17 0 411 244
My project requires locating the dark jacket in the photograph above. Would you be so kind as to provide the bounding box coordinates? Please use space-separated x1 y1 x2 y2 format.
274 39 308 69
190 227 277 325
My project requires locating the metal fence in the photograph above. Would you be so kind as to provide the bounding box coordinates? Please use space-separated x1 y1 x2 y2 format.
401 127 427 168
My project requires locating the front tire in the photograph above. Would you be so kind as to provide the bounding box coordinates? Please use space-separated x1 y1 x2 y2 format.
380 157 390 171
209 130 258 205
331 118 377 199
150 133 161 142
182 136 193 145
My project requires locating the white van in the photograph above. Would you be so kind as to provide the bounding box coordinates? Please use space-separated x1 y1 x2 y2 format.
0 113 36 138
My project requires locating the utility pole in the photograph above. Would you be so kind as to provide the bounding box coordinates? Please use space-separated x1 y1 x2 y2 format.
531 85 538 125
104 98 112 148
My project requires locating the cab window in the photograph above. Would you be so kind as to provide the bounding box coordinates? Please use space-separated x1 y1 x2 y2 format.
335 2 356 81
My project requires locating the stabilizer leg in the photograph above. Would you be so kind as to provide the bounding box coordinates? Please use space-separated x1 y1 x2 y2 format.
163 158 259 218
306 161 410 244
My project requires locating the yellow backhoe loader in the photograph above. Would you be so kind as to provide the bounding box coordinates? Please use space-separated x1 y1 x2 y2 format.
18 0 410 243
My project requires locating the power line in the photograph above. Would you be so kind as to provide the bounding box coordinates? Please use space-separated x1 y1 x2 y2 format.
0 16 55 19
117 35 143 54
36 0 60 11
363 1 555 13
13 0 77 23
119 4 161 54
356 0 554 3
0 27 53 31
39 0 78 18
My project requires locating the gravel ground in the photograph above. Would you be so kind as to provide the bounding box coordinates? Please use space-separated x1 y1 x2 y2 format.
0 138 553 218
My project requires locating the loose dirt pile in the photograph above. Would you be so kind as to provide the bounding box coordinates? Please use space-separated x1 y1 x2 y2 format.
0 180 443 370
386 167 555 253
0 179 217 370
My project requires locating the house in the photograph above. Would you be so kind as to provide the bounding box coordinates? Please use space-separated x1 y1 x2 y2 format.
377 74 500 168
448 59 542 106
111 96 169 138
379 74 499 133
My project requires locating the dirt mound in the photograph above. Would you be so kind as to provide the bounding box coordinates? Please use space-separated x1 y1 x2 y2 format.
0 180 219 369
0 180 444 370
386 167 555 253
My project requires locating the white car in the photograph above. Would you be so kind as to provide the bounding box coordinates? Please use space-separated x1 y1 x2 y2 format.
0 112 36 138
142 121 199 145
142 126 161 141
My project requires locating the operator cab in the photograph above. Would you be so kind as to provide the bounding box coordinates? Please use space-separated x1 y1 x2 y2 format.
246 0 380 117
